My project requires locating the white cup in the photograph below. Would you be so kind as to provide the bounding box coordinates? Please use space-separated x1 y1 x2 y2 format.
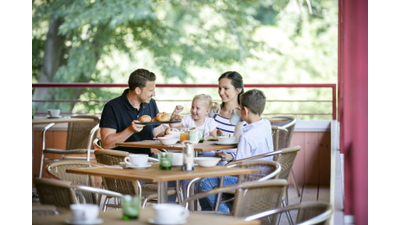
70 204 99 221
172 153 183 166
188 129 202 144
229 108 242 125
124 154 149 167
152 203 189 223
47 109 60 117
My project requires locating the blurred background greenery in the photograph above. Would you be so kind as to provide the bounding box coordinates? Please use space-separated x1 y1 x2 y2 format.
32 0 338 120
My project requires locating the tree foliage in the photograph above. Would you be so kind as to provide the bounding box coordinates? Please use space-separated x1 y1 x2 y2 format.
32 0 338 119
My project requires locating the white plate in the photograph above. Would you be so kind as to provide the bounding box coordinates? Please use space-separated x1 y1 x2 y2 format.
65 218 103 225
214 141 238 145
148 218 186 225
126 163 151 169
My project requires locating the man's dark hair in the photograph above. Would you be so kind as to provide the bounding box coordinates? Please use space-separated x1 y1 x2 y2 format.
128 68 156 90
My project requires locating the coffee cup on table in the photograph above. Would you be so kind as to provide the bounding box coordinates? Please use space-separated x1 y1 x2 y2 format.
124 154 149 167
47 109 60 117
152 203 189 224
70 204 99 222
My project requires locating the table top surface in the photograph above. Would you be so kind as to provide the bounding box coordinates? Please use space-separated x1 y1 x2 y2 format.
116 140 237 152
32 116 95 125
66 163 259 182
32 207 260 225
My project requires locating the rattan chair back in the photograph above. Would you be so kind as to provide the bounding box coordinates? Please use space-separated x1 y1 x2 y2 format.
33 178 124 211
65 115 100 150
245 201 333 225
34 178 79 209
184 179 287 224
228 160 281 183
39 115 100 178
45 160 101 204
94 150 139 195
270 116 296 151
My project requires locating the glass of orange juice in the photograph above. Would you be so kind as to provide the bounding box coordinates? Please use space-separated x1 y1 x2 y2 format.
179 128 189 142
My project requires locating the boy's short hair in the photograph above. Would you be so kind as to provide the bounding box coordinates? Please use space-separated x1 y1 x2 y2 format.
240 89 266 116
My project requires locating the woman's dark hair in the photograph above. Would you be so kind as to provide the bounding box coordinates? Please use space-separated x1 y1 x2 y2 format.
218 71 244 108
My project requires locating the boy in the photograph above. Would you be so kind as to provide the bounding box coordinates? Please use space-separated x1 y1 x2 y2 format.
198 89 274 213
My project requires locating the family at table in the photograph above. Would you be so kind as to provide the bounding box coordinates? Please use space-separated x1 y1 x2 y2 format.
98 68 274 212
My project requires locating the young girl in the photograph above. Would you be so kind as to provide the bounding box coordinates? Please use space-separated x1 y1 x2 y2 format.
170 94 220 138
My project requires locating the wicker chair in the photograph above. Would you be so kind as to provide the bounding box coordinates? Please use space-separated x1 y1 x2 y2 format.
228 146 300 204
94 149 176 208
33 178 123 210
32 204 70 217
244 201 333 225
185 160 282 212
183 179 287 224
39 115 100 178
45 160 102 204
270 116 300 197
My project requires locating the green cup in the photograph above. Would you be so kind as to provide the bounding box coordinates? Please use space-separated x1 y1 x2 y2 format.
158 152 173 170
121 195 141 220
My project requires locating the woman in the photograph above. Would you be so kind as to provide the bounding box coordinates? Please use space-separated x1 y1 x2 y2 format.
212 71 245 165
214 71 244 135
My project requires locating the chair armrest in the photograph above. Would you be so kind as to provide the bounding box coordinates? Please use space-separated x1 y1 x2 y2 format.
73 184 125 199
41 123 55 150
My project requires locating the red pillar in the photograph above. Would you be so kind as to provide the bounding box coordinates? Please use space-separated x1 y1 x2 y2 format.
338 0 368 224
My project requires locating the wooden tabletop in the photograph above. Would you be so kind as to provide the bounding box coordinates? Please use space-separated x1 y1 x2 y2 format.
66 163 259 183
116 140 237 153
32 207 260 225
32 116 95 125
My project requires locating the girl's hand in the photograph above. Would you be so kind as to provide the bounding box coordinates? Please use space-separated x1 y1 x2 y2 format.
172 105 184 115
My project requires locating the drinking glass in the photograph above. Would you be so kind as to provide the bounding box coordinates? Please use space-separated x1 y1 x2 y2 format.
121 195 141 220
158 152 173 170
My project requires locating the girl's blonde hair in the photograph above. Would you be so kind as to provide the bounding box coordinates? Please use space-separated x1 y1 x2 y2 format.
193 94 220 117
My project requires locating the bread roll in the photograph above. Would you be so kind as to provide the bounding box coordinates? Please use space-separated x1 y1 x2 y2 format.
156 112 171 122
138 115 151 123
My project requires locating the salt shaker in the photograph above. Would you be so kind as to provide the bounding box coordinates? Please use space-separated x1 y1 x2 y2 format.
182 141 195 171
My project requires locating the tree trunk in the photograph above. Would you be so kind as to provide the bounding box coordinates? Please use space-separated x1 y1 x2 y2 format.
32 18 65 109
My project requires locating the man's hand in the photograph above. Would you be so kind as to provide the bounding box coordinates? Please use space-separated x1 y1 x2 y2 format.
131 120 145 133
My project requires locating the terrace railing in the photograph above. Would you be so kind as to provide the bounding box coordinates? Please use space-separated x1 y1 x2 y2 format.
32 83 336 120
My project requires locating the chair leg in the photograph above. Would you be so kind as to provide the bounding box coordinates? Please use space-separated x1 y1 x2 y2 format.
290 169 301 197
39 152 45 178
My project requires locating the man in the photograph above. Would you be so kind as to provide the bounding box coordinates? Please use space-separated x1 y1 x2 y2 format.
100 68 165 156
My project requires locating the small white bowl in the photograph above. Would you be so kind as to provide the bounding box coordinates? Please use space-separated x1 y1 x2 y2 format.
217 136 238 144
157 137 179 145
194 157 221 167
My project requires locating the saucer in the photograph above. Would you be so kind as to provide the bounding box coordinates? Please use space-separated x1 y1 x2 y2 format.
148 218 186 225
126 163 151 169
214 141 238 145
65 218 103 225
46 116 61 119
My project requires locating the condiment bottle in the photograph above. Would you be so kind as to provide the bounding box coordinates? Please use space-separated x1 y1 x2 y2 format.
182 141 195 171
